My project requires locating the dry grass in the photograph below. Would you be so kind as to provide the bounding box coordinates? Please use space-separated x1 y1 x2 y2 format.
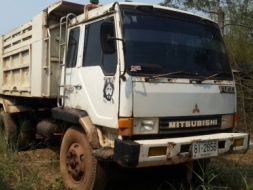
0 138 64 190
208 148 253 190
0 129 252 190
0 138 252 190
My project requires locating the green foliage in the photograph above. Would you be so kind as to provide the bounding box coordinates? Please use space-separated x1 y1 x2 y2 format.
0 141 37 190
163 157 253 189
224 35 253 65
242 175 253 190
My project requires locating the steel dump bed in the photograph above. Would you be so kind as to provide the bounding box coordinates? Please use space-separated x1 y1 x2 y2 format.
0 1 84 98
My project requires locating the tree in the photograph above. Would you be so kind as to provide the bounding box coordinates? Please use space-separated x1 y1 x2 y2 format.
159 0 212 13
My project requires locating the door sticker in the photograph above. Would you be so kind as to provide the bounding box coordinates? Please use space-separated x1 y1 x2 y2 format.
103 77 115 104
130 65 141 72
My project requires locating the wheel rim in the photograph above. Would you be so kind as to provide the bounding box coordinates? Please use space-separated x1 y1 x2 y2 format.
66 142 85 182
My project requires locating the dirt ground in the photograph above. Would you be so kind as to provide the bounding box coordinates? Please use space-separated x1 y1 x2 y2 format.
18 147 62 190
17 143 253 190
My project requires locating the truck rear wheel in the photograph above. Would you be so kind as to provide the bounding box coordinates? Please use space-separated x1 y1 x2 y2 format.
17 112 33 149
0 111 18 145
60 126 107 190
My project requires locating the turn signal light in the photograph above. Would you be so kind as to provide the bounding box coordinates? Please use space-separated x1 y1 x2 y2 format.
118 118 133 136
148 147 167 157
234 138 244 147
233 113 239 127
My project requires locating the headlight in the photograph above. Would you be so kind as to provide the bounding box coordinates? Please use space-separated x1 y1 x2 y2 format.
221 114 233 129
133 118 159 135
141 120 155 132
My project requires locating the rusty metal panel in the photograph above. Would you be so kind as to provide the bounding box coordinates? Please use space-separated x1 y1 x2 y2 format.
2 99 32 113
79 116 100 148
47 1 84 15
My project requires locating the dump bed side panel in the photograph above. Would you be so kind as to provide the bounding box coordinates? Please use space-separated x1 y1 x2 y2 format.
0 11 49 98
1 20 34 97
0 1 85 98
31 12 48 97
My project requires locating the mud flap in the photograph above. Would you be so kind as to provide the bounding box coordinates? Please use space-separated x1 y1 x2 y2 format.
113 139 140 167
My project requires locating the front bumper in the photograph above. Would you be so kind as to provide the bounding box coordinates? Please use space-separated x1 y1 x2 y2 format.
113 133 249 168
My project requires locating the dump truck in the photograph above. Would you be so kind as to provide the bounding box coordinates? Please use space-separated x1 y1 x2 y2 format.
0 0 249 189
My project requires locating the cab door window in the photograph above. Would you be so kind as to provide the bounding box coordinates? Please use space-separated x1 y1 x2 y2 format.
66 27 80 68
83 17 117 75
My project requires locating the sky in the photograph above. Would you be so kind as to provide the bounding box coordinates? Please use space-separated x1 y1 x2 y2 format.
0 0 162 35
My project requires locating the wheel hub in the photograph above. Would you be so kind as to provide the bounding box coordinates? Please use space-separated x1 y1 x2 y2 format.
66 143 85 182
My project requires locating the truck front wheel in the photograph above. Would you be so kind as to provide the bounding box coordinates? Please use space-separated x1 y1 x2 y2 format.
60 126 107 190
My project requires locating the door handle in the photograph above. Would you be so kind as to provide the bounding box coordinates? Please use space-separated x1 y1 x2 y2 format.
74 84 82 90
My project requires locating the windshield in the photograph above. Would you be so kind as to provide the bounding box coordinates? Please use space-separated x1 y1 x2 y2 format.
123 11 232 79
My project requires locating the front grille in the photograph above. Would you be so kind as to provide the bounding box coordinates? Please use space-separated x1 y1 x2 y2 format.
159 115 222 135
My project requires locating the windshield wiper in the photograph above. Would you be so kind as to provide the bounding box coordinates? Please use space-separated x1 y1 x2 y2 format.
145 71 198 82
192 71 232 84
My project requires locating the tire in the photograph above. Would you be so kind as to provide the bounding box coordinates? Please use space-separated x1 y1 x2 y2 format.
17 112 33 149
60 126 108 190
0 111 18 144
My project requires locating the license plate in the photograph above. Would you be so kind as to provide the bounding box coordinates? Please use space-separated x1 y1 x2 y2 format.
192 139 218 159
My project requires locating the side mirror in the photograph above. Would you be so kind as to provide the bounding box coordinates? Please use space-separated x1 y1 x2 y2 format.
100 22 116 54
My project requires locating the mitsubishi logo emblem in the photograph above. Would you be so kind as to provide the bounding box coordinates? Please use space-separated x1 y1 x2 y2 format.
192 104 200 113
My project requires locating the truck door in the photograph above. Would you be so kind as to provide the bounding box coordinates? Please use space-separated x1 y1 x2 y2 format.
64 26 81 108
65 17 119 128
